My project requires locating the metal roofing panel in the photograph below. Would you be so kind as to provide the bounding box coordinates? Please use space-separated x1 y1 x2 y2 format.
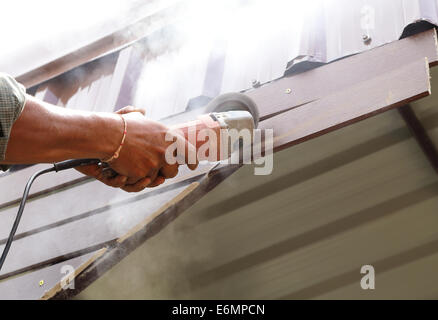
132 0 438 116
293 0 438 67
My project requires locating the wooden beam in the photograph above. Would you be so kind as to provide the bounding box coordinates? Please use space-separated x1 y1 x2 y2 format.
246 29 438 120
398 105 438 174
44 57 431 299
46 164 241 299
0 177 202 278
260 58 431 152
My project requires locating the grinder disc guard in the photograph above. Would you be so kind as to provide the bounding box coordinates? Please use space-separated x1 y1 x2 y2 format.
205 93 260 128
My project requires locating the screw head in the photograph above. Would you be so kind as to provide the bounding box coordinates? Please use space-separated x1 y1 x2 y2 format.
252 79 261 88
285 88 292 94
39 280 44 287
362 34 371 43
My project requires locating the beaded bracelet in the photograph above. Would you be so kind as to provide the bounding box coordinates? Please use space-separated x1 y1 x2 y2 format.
102 115 127 163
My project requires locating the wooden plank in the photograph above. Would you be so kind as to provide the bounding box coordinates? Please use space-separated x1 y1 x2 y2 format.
0 180 199 278
0 162 215 241
188 194 438 299
0 164 85 209
246 29 438 120
0 251 97 300
398 104 438 174
315 251 438 299
48 165 241 299
114 47 145 111
46 45 433 299
74 107 438 299
9 118 422 290
259 58 431 152
0 105 216 209
40 249 107 300
185 141 438 287
0 31 432 296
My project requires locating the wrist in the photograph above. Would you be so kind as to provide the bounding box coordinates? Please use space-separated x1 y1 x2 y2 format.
91 112 125 160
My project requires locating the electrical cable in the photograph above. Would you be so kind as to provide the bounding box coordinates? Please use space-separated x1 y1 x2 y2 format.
0 158 100 272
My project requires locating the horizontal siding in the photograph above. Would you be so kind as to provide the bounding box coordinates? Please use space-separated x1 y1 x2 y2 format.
0 27 436 298
77 67 438 298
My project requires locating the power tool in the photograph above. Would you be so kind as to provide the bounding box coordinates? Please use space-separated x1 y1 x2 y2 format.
0 92 260 271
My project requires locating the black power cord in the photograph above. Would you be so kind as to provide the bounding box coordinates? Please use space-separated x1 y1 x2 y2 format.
0 158 100 272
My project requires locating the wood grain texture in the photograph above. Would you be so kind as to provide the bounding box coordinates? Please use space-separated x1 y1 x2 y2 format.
247 29 438 120
0 180 196 278
75 106 438 299
0 165 85 209
44 41 433 299
1 31 434 298
260 58 431 152
47 165 241 299
40 249 107 300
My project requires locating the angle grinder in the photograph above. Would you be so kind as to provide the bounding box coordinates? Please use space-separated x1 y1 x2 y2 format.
0 92 260 271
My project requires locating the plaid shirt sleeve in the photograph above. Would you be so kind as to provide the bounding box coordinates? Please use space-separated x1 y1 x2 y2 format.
0 73 26 171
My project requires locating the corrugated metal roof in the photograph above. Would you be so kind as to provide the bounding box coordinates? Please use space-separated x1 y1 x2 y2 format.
3 0 437 119
131 0 438 119
292 0 438 67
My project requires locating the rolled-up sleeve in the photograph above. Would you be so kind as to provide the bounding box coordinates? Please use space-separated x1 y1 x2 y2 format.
0 73 26 171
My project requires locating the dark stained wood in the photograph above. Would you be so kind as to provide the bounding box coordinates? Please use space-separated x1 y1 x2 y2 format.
47 164 241 299
398 104 438 174
43 45 433 299
246 29 438 120
0 163 214 244
0 30 434 298
259 58 431 152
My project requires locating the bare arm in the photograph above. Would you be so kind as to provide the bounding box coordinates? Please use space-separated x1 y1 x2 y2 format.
1 95 197 192
2 95 121 164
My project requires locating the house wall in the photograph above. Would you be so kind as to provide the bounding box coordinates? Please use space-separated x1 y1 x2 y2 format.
0 2 436 299
77 67 438 300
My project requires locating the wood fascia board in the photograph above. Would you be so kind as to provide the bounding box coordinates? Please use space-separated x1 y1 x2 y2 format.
44 38 432 299
5 29 436 206
40 248 107 300
260 58 431 152
246 29 438 120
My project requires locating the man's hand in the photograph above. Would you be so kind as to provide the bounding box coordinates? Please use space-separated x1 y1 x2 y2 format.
76 106 198 192
109 107 198 192
3 92 198 192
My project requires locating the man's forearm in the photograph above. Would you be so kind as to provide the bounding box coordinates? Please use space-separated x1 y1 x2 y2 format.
1 95 122 164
